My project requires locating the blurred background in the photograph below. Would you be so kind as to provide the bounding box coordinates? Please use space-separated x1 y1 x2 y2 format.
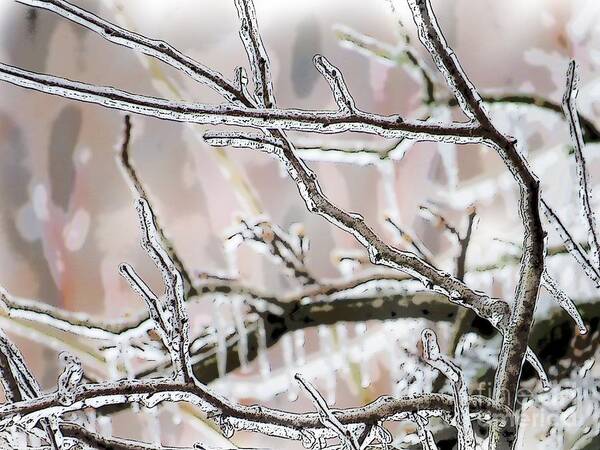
1 0 600 448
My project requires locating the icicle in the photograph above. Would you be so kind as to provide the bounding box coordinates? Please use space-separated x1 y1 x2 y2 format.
144 405 162 445
231 297 249 372
318 326 337 403
257 317 271 378
293 329 306 366
281 334 298 401
212 298 228 379
542 269 587 334
104 346 121 381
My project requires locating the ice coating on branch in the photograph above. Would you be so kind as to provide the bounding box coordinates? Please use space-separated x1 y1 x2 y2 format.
295 373 360 450
225 217 315 284
542 269 587 335
562 60 600 270
234 0 276 108
0 328 61 449
16 0 241 103
204 131 283 155
57 352 83 406
118 198 192 382
412 412 439 450
421 329 475 450
314 54 357 112
0 60 485 143
405 0 485 121
541 199 600 287
525 348 551 392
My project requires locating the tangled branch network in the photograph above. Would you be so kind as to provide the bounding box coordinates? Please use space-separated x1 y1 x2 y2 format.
0 0 598 449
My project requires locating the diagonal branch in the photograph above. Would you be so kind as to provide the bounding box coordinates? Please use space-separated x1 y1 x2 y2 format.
562 60 600 270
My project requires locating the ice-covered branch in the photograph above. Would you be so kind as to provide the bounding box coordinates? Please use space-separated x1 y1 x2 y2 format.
234 0 275 108
0 378 511 442
421 329 475 450
225 217 316 284
0 328 60 448
407 0 543 433
541 270 587 335
117 115 195 296
314 55 357 113
0 61 485 143
562 60 600 270
295 373 360 450
119 198 193 382
1 0 516 343
541 199 600 287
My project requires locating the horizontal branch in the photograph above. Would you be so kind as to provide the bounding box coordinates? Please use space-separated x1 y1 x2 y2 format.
0 62 483 143
0 378 511 442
